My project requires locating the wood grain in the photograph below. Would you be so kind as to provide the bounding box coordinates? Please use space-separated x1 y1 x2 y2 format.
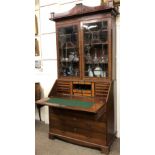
43 3 117 154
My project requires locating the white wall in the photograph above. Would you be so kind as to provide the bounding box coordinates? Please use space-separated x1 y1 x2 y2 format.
35 0 120 137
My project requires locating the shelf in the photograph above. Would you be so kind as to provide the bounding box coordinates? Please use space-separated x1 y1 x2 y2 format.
60 59 79 63
84 30 108 33
84 42 108 46
60 60 79 63
84 76 108 79
59 33 78 37
60 47 78 50
59 45 78 50
59 75 80 78
85 62 108 65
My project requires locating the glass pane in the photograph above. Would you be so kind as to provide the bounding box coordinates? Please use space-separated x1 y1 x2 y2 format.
83 21 108 78
58 25 79 77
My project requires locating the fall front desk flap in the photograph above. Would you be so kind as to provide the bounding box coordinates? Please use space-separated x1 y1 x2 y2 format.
47 97 93 108
36 96 105 113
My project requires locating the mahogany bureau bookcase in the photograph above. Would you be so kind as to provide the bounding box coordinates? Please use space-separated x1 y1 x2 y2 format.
36 3 118 154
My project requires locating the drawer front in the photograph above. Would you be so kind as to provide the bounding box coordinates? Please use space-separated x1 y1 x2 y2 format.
50 115 106 133
50 127 106 145
73 93 92 97
50 122 106 141
49 107 106 121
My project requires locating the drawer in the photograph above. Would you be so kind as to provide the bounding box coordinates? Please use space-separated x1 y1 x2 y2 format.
73 93 92 97
50 115 106 133
50 122 106 140
49 107 105 121
72 90 91 94
50 128 106 145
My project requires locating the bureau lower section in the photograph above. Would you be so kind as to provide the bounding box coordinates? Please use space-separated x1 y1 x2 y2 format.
48 107 115 154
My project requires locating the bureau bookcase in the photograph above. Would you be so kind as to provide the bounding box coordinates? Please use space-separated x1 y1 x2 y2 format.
37 3 118 154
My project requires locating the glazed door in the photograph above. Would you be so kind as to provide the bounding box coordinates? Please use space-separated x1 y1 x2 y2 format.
57 25 80 78
81 19 111 79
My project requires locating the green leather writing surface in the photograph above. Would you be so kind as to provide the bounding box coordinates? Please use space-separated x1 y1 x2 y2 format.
47 98 93 108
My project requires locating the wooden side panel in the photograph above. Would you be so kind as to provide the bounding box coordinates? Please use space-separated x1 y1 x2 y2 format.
106 81 115 145
48 80 57 97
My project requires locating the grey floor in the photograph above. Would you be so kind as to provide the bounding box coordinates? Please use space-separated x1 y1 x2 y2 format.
35 120 120 155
